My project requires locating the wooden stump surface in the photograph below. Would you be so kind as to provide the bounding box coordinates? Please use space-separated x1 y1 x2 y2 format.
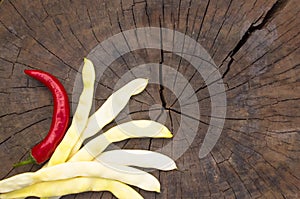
0 0 299 198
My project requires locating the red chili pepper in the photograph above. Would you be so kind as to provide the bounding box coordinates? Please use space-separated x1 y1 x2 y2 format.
14 70 70 167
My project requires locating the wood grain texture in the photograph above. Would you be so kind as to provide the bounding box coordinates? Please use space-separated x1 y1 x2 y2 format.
0 0 299 198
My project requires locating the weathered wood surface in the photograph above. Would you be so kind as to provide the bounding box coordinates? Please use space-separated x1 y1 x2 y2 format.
0 0 299 198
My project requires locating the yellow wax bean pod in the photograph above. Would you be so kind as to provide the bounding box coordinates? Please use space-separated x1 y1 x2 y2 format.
97 149 177 171
0 162 160 193
47 58 95 167
69 78 148 156
69 120 172 162
0 177 143 199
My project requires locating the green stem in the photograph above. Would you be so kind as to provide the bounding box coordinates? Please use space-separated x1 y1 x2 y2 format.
13 155 36 167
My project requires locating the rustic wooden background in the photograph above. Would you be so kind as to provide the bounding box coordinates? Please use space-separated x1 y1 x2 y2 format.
0 0 299 198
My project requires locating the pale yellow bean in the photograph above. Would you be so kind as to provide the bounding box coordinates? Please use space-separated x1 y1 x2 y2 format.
0 177 143 199
0 162 160 193
47 58 95 167
69 120 172 162
97 149 177 171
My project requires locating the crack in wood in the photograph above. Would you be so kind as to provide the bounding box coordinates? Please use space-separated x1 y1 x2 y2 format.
86 8 101 44
0 117 48 144
235 10 300 65
0 104 52 118
209 0 233 54
7 0 35 33
158 19 167 109
221 0 290 79
231 31 300 85
144 0 151 26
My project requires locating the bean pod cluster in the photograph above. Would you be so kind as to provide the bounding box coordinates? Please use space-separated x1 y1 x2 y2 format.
0 58 177 199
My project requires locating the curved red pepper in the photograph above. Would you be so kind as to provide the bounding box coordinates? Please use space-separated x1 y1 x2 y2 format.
14 70 70 166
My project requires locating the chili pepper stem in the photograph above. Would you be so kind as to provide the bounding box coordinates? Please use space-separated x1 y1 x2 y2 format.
13 156 36 168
